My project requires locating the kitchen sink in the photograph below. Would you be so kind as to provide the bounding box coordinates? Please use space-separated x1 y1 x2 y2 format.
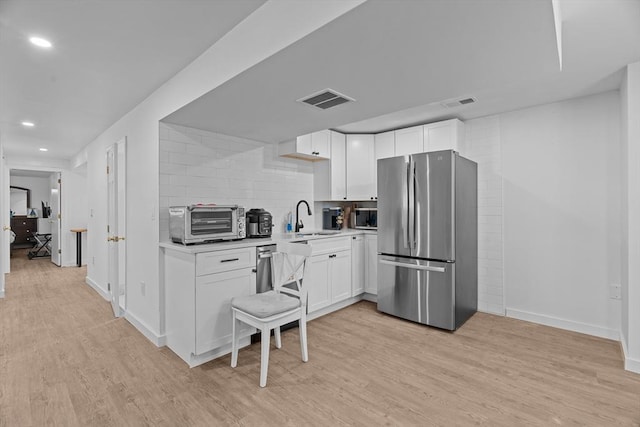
295 230 342 237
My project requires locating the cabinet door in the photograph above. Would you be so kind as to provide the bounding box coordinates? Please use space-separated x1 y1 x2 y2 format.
365 235 378 295
375 131 395 160
351 236 365 296
424 119 462 152
346 134 375 200
330 250 352 303
307 254 331 313
195 267 255 355
296 133 313 155
312 130 331 159
395 125 423 156
330 131 346 200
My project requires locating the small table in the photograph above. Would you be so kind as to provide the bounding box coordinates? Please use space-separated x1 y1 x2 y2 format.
70 228 87 267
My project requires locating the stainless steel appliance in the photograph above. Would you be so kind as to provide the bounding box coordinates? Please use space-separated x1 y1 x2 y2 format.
354 207 377 229
377 150 477 330
169 205 246 244
246 208 273 237
322 207 343 230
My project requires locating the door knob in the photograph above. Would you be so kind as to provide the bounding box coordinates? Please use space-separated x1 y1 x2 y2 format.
118 236 125 241
3 226 10 231
107 236 116 242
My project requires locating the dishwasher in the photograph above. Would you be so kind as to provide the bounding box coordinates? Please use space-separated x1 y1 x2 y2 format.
252 244 301 342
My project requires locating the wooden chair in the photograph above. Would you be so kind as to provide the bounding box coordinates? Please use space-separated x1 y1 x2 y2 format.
230 242 312 387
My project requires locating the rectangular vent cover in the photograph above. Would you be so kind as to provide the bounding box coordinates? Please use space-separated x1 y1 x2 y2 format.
298 89 354 110
441 97 477 109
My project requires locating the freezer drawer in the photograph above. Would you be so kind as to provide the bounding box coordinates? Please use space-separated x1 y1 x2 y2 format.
377 255 455 330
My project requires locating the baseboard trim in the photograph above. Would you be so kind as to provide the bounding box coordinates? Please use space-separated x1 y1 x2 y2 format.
124 311 166 347
362 292 377 303
85 276 110 301
620 333 640 374
506 308 619 340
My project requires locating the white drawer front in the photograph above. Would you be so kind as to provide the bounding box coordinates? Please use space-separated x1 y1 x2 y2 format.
196 247 255 276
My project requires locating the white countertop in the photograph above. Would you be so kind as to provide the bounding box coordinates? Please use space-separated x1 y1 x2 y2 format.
159 229 377 254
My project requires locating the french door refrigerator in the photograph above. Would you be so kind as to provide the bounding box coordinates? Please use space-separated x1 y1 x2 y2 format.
377 150 477 330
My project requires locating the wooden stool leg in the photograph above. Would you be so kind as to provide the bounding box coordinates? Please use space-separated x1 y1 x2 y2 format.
230 311 238 368
274 326 282 349
299 313 308 362
260 326 271 387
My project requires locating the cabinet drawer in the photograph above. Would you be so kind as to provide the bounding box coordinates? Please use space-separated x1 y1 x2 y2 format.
309 236 351 255
196 247 255 276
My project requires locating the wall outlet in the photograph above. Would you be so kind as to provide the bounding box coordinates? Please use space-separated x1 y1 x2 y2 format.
140 281 146 296
609 284 621 300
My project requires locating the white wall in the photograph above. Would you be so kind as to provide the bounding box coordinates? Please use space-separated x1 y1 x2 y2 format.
621 61 640 373
501 91 621 339
459 117 504 315
61 170 88 267
159 123 313 241
74 2 364 344
0 144 6 297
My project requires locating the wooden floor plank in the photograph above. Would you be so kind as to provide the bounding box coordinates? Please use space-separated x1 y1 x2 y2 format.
1 249 639 425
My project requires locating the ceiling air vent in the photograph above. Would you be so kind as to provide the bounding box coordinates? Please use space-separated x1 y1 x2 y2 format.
297 89 355 110
441 97 477 109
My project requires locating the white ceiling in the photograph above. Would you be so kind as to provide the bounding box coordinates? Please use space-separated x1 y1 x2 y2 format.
10 169 54 178
0 0 265 159
1 0 639 161
165 0 640 141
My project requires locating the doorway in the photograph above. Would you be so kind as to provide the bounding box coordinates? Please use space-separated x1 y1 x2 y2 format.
6 169 62 270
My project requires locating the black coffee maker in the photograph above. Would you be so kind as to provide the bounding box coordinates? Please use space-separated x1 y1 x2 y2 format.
322 207 343 230
246 208 273 237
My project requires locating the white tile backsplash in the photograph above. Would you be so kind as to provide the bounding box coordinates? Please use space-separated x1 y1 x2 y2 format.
159 122 313 241
460 116 504 316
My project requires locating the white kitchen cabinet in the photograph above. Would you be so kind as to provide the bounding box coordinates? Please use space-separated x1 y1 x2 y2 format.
346 134 376 201
307 236 352 313
163 246 257 367
313 131 346 201
278 129 331 160
351 235 365 296
373 131 396 198
423 119 464 153
195 267 255 355
394 125 423 156
364 234 378 295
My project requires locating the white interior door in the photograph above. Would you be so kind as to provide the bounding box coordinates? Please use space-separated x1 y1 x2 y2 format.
1 152 8 293
49 173 61 266
107 138 126 317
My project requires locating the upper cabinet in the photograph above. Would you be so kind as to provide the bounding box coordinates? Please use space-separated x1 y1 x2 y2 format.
314 131 347 201
279 129 331 160
346 134 376 201
394 125 423 156
374 131 395 160
423 119 464 153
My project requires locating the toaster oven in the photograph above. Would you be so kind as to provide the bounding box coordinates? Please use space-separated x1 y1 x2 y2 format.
169 205 246 244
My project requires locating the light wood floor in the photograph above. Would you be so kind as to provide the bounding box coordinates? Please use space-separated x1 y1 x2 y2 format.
2 250 639 426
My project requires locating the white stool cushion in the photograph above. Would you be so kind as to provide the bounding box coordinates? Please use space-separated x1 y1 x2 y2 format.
231 291 300 318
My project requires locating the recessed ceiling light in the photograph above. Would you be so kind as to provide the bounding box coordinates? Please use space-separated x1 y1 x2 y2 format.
29 37 52 48
39 148 48 152
21 121 35 127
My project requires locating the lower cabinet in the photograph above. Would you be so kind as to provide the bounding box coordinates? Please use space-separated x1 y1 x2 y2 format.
195 267 255 355
351 235 365 296
163 246 256 367
307 237 352 313
365 234 378 295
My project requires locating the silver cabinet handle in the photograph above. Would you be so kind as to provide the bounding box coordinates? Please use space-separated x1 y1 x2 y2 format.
220 258 239 263
379 259 445 273
258 253 272 259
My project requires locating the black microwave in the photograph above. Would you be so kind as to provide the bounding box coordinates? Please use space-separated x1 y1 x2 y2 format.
354 208 377 229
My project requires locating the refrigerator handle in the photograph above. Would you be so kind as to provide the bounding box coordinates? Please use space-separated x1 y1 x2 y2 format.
379 259 446 273
408 157 416 249
402 156 410 249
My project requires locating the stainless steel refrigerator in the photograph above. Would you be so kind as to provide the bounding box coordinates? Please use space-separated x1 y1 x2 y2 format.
377 150 477 330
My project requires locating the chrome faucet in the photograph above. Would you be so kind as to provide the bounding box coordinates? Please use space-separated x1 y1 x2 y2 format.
295 200 312 232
